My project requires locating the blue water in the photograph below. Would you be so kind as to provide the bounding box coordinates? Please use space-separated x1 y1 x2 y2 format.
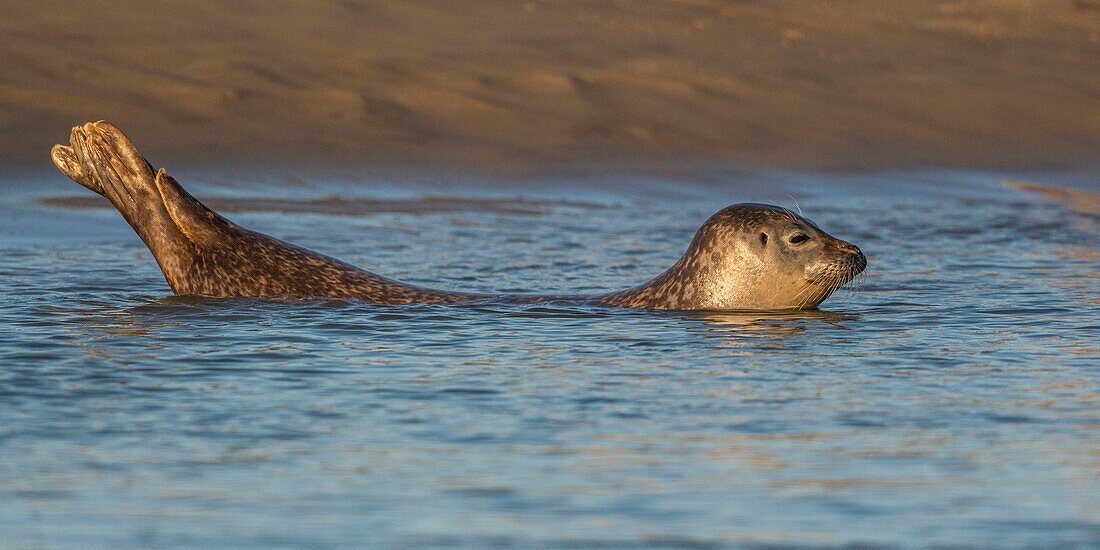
1 168 1097 548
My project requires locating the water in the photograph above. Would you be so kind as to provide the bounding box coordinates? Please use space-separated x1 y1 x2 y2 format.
1 168 1097 548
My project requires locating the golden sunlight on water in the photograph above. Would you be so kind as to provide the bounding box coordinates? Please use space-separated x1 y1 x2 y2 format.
3 168 1095 547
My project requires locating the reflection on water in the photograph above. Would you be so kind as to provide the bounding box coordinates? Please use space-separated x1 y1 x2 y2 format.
1 171 1098 548
688 310 858 345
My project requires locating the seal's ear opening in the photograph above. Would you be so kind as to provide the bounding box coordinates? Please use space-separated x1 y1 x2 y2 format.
52 143 102 195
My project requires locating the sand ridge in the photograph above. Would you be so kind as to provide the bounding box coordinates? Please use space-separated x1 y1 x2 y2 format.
2 0 1098 172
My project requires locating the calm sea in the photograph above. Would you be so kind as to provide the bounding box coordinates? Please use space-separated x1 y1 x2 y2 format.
1 167 1097 548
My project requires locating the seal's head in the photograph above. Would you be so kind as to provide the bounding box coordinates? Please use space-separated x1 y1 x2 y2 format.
674 203 866 310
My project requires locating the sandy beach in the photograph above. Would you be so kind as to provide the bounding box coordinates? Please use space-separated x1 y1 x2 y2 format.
2 0 1098 173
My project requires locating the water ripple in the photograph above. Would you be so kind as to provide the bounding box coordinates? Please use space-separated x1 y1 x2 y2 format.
1 172 1098 547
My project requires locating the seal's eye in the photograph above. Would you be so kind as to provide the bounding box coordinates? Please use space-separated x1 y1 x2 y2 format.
759 233 768 246
789 233 809 244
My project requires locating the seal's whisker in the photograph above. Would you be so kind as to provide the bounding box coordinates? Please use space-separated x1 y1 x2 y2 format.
790 280 819 310
788 282 811 310
786 194 804 216
827 277 845 302
836 279 857 304
853 270 867 293
799 278 829 310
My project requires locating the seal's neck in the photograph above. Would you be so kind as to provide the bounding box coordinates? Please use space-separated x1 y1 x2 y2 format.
600 255 709 310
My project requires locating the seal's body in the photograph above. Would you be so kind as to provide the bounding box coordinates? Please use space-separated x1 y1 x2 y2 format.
52 122 865 311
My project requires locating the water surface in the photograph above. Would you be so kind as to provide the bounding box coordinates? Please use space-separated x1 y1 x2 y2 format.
1 169 1097 548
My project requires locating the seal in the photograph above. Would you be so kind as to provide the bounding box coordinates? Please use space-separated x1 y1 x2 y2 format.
51 121 866 311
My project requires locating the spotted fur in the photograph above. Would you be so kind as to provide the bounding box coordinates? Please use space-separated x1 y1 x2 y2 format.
52 122 866 311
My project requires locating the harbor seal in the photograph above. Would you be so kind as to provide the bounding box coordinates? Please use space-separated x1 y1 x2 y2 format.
51 121 866 311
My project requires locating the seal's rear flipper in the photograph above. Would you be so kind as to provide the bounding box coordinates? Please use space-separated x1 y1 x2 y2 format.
50 120 472 302
53 122 163 216
51 143 100 195
51 121 201 275
155 169 237 248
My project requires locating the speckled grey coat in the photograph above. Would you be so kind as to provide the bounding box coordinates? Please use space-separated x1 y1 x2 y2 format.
52 122 865 311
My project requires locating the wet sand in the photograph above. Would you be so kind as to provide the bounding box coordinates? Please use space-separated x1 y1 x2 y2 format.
2 0 1099 173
